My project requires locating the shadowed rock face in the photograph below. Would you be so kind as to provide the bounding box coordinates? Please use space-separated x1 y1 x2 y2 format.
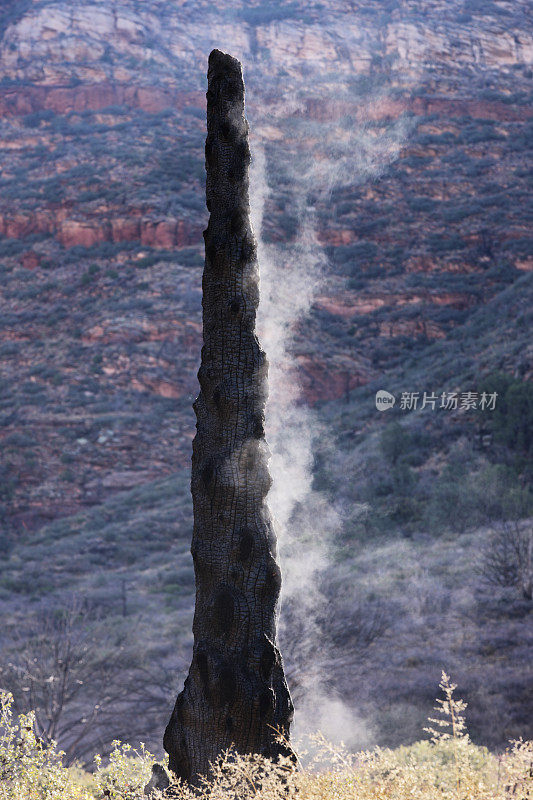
163 49 293 786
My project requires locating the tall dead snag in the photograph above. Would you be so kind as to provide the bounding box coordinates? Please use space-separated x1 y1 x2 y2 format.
164 49 294 785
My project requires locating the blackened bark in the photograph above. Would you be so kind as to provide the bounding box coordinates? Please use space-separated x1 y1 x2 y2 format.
164 49 293 785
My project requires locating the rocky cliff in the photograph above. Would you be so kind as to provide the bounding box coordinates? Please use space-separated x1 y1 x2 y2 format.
0 0 531 532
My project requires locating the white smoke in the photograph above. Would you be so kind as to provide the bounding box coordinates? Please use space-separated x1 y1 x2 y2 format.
249 90 415 749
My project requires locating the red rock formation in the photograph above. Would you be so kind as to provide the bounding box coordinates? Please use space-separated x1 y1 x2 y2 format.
131 378 182 399
379 319 446 338
140 219 176 248
0 210 60 238
0 84 205 118
265 94 532 125
296 355 369 406
21 251 41 269
317 229 357 246
1 80 528 125
58 219 111 248
315 296 386 317
111 217 141 242
315 290 475 320
0 210 203 249
408 95 532 122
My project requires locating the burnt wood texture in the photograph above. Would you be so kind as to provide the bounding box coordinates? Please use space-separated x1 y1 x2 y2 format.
163 49 293 785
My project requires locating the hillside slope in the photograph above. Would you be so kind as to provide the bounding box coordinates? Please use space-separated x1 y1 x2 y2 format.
1 276 531 757
0 0 531 760
0 0 531 532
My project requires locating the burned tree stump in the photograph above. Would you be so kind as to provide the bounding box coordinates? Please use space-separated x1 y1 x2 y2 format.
163 49 293 785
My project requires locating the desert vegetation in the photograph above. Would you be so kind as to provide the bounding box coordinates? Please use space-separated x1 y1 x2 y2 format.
1 674 532 799
0 0 532 792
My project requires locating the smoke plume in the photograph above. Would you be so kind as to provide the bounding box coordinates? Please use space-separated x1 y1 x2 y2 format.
249 88 415 749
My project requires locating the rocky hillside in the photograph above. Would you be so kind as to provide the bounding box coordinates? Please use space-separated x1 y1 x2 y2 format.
0 0 531 759
0 0 531 534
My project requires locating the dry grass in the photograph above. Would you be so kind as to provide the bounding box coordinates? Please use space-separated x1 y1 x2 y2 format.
1 673 531 799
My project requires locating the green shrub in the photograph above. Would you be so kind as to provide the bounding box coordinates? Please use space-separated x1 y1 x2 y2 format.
407 197 437 213
442 203 482 222
380 422 410 465
428 234 466 253
0 239 26 257
93 741 160 800
80 271 95 286
402 154 433 168
1 677 533 800
477 373 533 458
0 692 93 799
331 241 378 268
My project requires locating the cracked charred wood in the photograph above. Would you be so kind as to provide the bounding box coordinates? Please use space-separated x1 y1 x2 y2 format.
163 49 294 785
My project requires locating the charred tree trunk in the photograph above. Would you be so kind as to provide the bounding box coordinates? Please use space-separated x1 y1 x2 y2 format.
164 49 293 786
